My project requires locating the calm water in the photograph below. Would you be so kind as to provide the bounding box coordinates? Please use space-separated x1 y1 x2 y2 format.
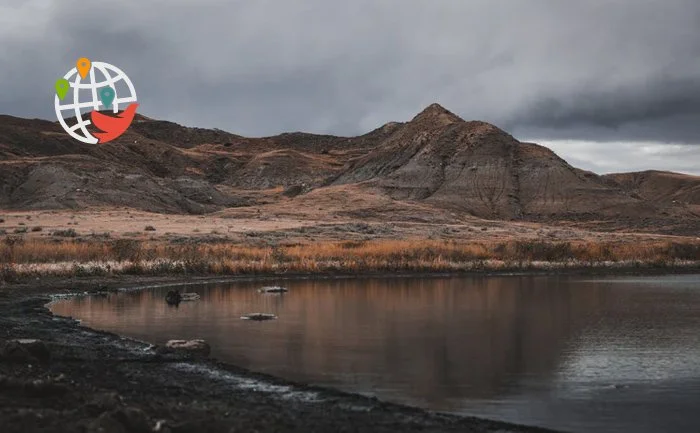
51 275 700 433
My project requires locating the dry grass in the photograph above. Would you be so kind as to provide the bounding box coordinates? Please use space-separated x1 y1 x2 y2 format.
1 237 699 282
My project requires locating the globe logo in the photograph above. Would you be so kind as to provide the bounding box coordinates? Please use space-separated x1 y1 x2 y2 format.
54 58 138 144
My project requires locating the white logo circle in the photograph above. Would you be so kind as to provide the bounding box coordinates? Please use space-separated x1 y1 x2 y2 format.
54 61 138 144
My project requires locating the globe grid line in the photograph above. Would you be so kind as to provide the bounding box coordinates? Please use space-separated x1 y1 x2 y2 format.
71 71 93 142
94 63 119 113
57 98 138 111
54 61 138 144
89 65 100 112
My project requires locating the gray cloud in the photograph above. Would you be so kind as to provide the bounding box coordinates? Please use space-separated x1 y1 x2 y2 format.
541 140 700 176
1 0 699 154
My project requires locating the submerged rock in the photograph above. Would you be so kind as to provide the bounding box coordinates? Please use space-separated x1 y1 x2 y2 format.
164 339 211 357
257 286 288 294
180 293 201 301
241 313 278 321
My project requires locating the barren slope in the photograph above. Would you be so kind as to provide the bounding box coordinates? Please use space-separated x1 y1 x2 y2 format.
605 171 700 213
332 104 656 224
1 105 698 235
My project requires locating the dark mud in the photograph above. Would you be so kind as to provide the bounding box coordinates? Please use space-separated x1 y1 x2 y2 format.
0 275 566 433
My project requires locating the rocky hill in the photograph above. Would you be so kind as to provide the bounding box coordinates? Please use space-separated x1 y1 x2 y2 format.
331 104 656 223
605 171 700 207
0 105 698 234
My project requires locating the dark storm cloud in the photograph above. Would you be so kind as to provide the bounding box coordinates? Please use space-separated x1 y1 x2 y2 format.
1 0 699 148
512 77 700 144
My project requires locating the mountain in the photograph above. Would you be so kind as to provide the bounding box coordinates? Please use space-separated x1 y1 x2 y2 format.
604 171 700 217
0 105 698 235
331 104 654 223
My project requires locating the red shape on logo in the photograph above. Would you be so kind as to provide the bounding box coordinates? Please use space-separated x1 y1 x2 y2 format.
90 103 139 144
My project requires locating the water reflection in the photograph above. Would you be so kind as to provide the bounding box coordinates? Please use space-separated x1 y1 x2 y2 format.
51 275 700 433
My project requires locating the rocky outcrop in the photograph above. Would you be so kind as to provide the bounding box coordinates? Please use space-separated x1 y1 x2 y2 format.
0 339 50 363
164 339 211 357
85 407 151 433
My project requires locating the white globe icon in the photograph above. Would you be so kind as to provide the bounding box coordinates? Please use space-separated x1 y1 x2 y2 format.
54 61 137 144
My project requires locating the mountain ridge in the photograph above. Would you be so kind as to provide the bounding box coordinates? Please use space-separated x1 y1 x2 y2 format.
0 104 698 235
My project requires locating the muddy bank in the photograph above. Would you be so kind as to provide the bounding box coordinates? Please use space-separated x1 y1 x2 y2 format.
0 275 566 433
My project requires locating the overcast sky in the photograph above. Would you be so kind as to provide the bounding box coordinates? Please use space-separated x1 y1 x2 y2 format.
1 0 699 174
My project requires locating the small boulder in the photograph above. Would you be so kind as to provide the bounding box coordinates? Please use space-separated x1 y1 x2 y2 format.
165 290 181 306
85 392 123 415
257 286 288 294
87 407 151 433
0 339 50 363
180 293 201 301
0 375 68 397
240 313 277 321
164 339 211 357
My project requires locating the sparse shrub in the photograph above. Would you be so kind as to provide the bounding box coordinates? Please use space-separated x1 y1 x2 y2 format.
18 222 25 226
0 218 5 223
341 240 366 249
31 226 43 232
144 225 156 232
283 185 304 198
0 229 6 235
13 227 28 234
2 236 24 247
0 263 17 282
52 228 77 237
668 242 700 260
511 241 574 262
270 246 289 263
112 239 142 261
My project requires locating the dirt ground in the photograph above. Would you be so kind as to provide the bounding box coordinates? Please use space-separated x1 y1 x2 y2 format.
0 275 561 433
1 207 695 245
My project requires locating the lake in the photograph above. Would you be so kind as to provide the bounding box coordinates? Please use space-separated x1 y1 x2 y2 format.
50 274 700 433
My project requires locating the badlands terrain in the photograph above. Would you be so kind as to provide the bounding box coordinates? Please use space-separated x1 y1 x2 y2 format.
1 104 698 283
0 103 698 244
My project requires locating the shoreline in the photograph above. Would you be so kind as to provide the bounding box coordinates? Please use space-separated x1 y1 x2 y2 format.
0 273 569 433
6 260 700 293
2 269 698 433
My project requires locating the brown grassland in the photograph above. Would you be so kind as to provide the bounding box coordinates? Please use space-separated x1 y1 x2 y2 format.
2 236 699 283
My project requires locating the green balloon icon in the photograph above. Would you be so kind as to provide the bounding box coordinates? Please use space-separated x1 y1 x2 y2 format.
55 78 69 100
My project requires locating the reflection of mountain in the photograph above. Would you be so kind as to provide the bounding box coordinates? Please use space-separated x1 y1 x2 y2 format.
51 277 612 408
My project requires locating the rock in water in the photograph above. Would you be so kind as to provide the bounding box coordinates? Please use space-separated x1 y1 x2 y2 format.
241 313 278 321
164 339 211 357
257 286 288 294
0 339 50 363
165 290 181 305
180 292 201 301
